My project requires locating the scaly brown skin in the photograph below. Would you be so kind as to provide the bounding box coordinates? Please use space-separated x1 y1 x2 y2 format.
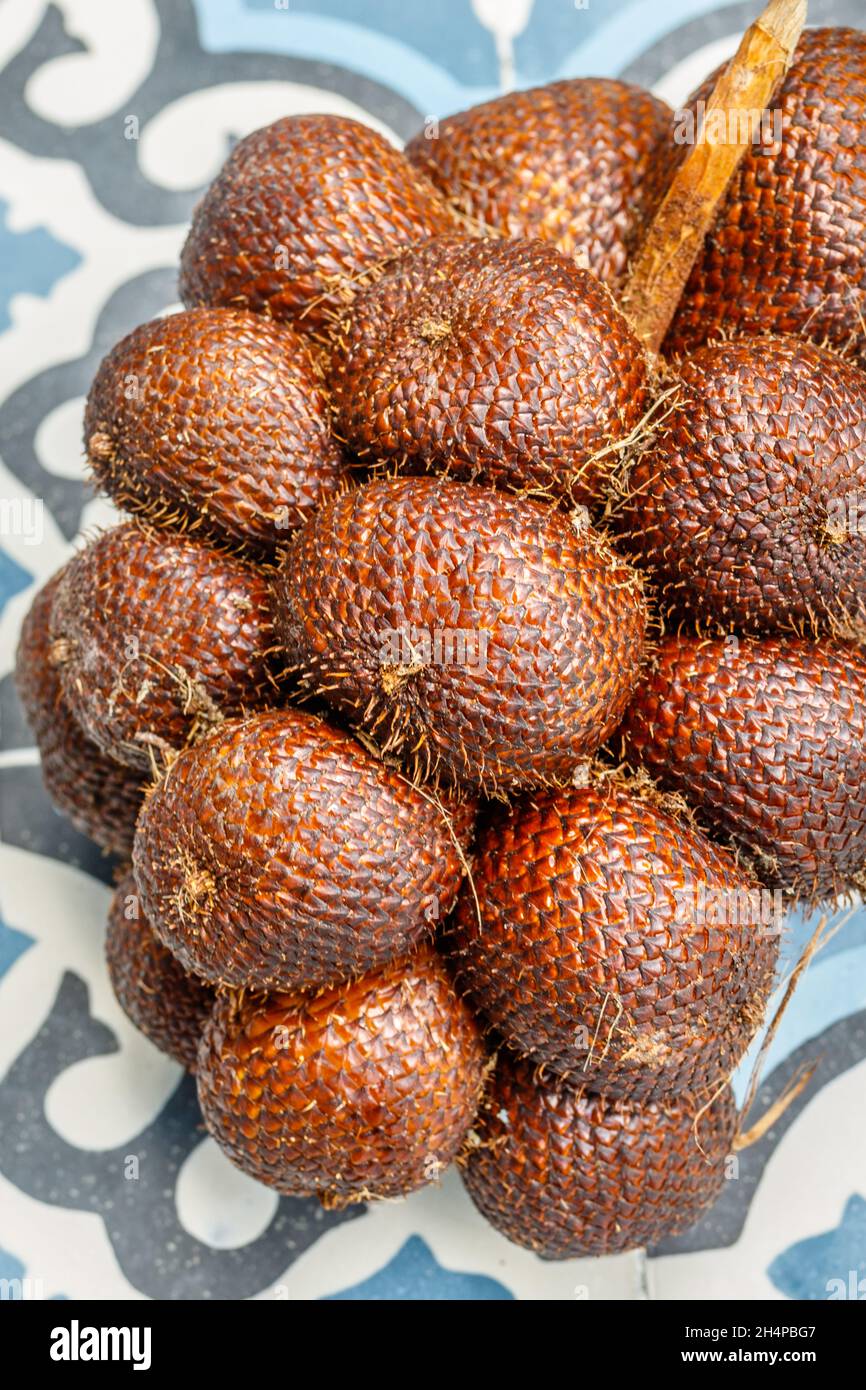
15 573 145 854
406 78 674 289
620 336 866 635
133 708 476 991
106 869 214 1072
179 115 460 337
449 781 778 1102
274 476 648 793
463 1052 737 1259
330 234 650 506
50 524 277 774
666 29 866 359
197 946 487 1205
620 635 866 899
84 307 348 552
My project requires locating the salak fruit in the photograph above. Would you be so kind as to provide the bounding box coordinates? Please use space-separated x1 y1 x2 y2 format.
330 234 649 505
85 306 348 552
196 946 486 1205
666 28 866 358
106 869 214 1073
133 708 475 990
274 475 648 792
406 77 673 288
462 1051 737 1258
15 572 145 854
50 524 277 772
179 115 460 336
620 634 866 899
621 335 866 635
449 778 778 1100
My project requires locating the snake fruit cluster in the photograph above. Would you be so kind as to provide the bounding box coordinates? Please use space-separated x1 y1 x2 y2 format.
19 16 865 1256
